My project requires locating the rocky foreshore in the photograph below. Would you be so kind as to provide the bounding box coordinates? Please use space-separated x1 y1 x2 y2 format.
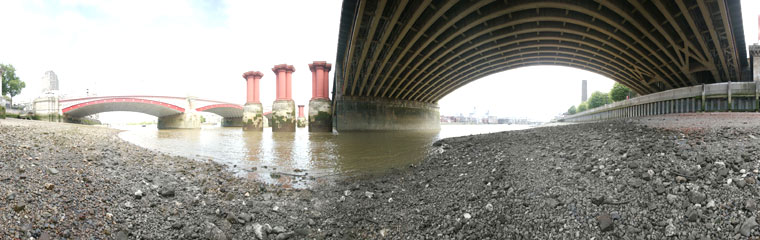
4 113 760 239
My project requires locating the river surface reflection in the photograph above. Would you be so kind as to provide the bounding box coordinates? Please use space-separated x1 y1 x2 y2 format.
118 124 531 188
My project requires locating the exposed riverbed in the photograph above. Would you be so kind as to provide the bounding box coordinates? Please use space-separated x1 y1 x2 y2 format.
5 113 760 239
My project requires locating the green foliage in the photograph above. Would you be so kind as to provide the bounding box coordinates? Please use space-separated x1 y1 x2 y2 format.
577 102 588 112
1 64 25 104
200 116 206 123
588 91 611 109
567 105 577 115
610 82 633 102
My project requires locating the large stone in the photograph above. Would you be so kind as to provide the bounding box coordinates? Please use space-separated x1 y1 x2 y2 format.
736 216 758 237
597 213 614 232
308 98 332 132
242 103 264 131
271 100 296 132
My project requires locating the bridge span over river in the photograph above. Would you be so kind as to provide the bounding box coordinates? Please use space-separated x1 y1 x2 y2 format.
33 96 244 129
331 0 755 131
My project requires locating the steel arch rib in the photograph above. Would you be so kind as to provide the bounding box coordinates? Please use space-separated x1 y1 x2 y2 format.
195 104 243 112
429 61 625 102
407 45 648 101
405 27 664 99
374 16 673 98
413 36 656 101
405 37 653 101
422 55 643 102
61 98 185 116
378 2 686 99
362 0 432 97
425 54 645 101
427 59 633 102
365 0 457 97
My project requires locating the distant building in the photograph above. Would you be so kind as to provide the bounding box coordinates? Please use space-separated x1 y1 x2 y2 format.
41 71 59 93
581 80 588 102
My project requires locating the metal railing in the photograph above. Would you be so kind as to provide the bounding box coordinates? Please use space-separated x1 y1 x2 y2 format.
562 81 760 122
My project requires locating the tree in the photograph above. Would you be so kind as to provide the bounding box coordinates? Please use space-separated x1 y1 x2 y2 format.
587 91 611 109
610 82 633 102
1 64 25 106
577 101 588 112
567 105 577 115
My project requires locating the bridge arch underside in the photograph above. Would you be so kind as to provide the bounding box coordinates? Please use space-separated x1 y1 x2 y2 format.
62 99 184 118
335 0 748 104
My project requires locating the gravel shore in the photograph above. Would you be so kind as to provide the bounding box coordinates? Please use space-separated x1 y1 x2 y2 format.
4 113 760 239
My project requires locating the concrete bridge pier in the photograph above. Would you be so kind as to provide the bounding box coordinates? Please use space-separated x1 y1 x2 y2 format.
242 71 265 131
271 64 296 132
157 111 201 129
334 96 440 131
296 105 306 128
308 61 333 132
221 117 243 127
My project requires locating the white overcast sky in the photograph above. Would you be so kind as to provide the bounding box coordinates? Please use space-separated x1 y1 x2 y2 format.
1 0 758 122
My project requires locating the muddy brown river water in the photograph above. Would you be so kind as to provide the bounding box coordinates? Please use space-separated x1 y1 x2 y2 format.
118 124 531 188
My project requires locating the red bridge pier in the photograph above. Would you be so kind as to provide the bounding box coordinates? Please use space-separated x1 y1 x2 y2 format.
271 64 296 132
296 105 306 128
242 71 265 131
308 61 332 132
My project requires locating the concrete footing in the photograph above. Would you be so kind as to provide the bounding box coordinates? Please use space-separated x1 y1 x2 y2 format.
242 103 264 131
308 99 332 132
297 117 306 128
334 96 440 131
158 112 201 129
271 100 295 132
221 117 243 127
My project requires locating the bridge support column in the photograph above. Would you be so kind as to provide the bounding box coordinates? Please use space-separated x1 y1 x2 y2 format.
222 117 244 127
751 44 759 82
242 71 265 131
334 96 440 131
308 61 333 132
271 64 296 132
158 112 201 129
297 105 306 128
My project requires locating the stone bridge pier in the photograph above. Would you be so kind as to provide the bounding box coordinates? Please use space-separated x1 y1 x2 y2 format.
271 64 296 132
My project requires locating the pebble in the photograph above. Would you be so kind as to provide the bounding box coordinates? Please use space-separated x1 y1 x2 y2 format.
463 213 471 219
665 219 677 237
688 191 706 204
134 190 143 199
597 214 614 232
745 199 758 212
485 203 494 212
364 191 374 199
44 183 54 190
667 194 678 204
736 216 758 237
676 176 687 183
46 166 59 175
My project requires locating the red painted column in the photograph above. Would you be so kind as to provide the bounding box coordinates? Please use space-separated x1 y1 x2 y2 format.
242 71 263 103
298 105 304 118
272 64 295 100
311 69 317 99
323 63 331 98
309 61 333 100
286 66 294 100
